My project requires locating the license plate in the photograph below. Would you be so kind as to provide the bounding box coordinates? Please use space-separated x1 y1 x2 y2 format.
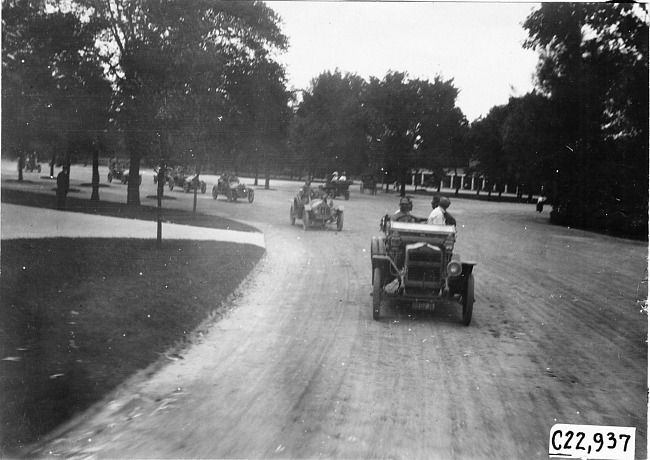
413 301 435 310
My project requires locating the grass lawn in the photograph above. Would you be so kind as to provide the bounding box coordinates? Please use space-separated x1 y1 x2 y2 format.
0 190 265 455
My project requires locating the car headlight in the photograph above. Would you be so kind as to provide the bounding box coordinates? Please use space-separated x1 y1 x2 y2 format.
447 260 462 278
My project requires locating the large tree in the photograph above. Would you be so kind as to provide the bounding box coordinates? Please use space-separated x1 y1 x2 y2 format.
2 0 112 185
523 3 648 235
81 0 288 205
365 72 425 196
364 72 467 196
467 105 510 198
227 56 292 188
291 70 369 179
415 76 468 194
500 92 560 201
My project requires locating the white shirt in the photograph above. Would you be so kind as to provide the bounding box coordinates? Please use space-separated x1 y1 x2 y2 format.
427 206 446 225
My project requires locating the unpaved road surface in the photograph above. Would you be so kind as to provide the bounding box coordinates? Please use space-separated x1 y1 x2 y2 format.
9 164 647 459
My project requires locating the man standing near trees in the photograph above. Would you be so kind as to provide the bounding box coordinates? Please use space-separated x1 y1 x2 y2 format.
56 165 69 210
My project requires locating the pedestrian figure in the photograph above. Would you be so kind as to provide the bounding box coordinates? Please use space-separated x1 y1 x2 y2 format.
56 165 70 210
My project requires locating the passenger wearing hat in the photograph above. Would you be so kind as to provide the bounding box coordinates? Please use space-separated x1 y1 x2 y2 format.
427 196 453 225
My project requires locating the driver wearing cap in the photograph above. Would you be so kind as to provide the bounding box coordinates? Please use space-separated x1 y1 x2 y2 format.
392 196 415 221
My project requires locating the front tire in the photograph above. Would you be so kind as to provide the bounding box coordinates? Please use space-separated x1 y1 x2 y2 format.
336 212 344 231
201 183 206 194
290 205 296 225
108 173 112 183
373 267 382 320
344 190 350 200
461 274 475 326
303 211 310 230
248 190 254 203
212 186 218 200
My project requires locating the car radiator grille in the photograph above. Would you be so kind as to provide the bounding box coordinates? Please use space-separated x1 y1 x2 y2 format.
405 245 443 286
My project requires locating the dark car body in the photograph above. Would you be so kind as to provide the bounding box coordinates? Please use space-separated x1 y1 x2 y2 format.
370 219 476 324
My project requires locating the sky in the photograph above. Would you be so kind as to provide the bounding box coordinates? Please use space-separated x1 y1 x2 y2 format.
268 1 541 122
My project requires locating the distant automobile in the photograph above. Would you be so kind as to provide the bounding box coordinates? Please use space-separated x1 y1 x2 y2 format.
212 174 254 202
122 169 142 185
182 174 207 194
290 186 343 231
108 161 141 184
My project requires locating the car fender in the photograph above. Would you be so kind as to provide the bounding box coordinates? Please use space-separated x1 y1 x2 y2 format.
460 261 477 275
371 235 386 256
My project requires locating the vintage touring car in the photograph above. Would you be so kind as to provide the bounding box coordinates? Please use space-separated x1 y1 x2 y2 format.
212 175 254 202
290 188 343 231
370 218 476 324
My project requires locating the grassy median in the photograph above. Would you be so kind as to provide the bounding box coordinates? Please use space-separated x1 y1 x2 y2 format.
0 213 264 455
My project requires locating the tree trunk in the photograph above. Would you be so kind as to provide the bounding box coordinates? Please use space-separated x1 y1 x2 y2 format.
127 153 141 206
50 151 55 178
91 146 100 201
264 159 271 190
157 162 166 248
193 162 202 213
17 153 24 182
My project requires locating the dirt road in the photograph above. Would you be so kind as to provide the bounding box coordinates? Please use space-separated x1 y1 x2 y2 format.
17 165 647 459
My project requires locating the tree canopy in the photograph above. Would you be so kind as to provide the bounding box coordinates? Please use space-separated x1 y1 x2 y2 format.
290 70 468 194
468 3 648 237
78 0 290 203
2 0 112 171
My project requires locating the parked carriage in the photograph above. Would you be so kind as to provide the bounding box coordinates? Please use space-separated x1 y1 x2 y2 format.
323 179 353 200
360 174 378 195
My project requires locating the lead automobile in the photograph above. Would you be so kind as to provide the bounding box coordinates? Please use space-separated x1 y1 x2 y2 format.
370 218 476 324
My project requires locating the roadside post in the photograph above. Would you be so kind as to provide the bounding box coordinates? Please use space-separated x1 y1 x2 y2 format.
157 163 165 247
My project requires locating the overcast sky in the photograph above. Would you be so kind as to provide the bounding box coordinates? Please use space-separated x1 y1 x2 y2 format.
268 1 541 122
